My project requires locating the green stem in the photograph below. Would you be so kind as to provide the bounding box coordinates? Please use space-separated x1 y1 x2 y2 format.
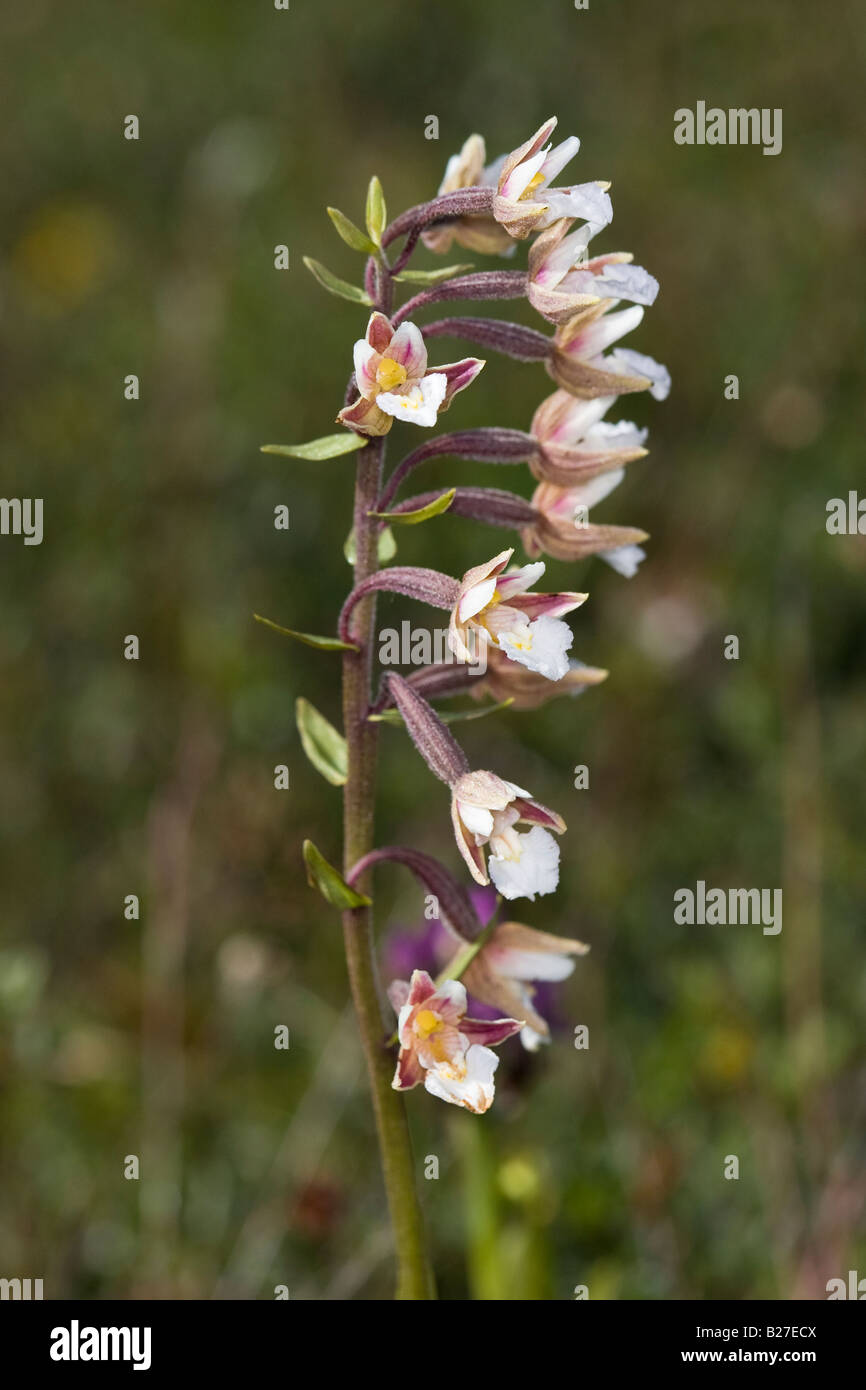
341 427 436 1300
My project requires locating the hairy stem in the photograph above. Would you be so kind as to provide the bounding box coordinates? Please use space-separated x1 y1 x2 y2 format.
340 427 435 1300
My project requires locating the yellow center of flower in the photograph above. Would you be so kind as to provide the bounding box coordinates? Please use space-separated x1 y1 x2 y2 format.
376 357 408 391
415 1009 442 1039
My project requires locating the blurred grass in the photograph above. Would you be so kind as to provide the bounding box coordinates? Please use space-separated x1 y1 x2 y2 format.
0 0 864 1298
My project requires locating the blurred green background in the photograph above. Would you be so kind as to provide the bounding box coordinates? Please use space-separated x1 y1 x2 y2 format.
1 0 864 1300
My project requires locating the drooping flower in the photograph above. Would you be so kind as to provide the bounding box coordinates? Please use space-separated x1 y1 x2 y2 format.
470 643 608 710
338 312 484 436
529 388 649 487
450 769 565 899
528 217 659 324
448 547 587 682
548 301 671 401
463 920 589 1051
492 117 613 242
421 134 515 257
523 476 649 576
388 969 522 1113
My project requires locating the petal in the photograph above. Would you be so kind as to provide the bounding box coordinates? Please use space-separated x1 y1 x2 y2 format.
336 395 393 436
438 357 486 406
458 801 495 838
406 969 438 1007
430 977 468 1022
377 374 448 427
609 348 671 401
366 311 394 354
510 796 566 833
489 826 561 901
509 590 588 620
388 979 410 1012
423 1044 499 1113
601 543 647 577
460 1015 524 1046
393 1047 425 1090
353 339 380 398
498 614 573 681
539 135 581 185
387 321 428 377
458 574 498 622
541 183 612 234
451 796 490 885
495 561 546 598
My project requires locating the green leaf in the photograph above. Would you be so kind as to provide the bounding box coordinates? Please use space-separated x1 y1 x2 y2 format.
254 613 358 652
327 206 377 255
303 256 372 305
343 525 397 566
369 697 514 725
296 698 347 787
261 432 368 461
303 840 371 910
369 489 455 526
393 263 475 285
365 176 387 247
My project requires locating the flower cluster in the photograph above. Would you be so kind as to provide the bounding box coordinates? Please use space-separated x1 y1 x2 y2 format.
286 117 668 1114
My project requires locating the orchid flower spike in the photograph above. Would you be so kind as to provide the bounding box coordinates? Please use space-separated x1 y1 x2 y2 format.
450 769 566 899
338 312 484 437
389 969 522 1113
422 134 515 257
492 117 613 242
448 547 587 682
523 477 649 577
527 217 659 324
463 920 589 1051
548 301 671 401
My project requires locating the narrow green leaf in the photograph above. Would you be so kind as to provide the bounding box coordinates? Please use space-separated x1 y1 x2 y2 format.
296 698 347 787
369 697 514 725
393 263 475 285
343 524 397 566
303 840 371 910
303 256 372 305
261 432 368 461
369 489 455 526
327 206 377 255
254 613 358 652
365 176 387 247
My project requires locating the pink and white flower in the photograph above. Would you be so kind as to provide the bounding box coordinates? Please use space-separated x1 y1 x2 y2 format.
529 388 649 487
522 477 648 575
548 300 671 402
492 117 613 242
463 920 589 1051
388 969 522 1113
450 768 566 899
338 312 484 437
528 217 659 324
448 547 587 682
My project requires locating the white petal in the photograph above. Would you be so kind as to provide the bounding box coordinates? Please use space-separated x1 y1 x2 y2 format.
503 147 549 201
459 575 498 622
541 183 612 234
579 305 644 359
609 348 671 401
377 373 447 427
573 466 626 511
584 419 648 452
498 614 573 681
458 802 495 838
489 826 560 901
423 1044 499 1112
434 978 468 1014
539 135 580 185
353 339 379 397
520 1025 549 1052
601 543 646 578
496 948 576 983
496 561 546 598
